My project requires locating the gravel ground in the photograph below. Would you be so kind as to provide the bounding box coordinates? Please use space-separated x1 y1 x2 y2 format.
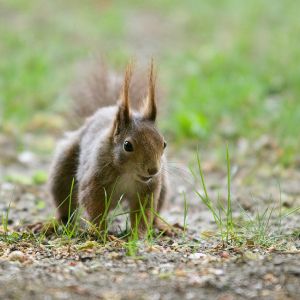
0 132 300 300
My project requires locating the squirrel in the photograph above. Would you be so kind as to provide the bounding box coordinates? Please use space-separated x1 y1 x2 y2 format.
48 61 175 237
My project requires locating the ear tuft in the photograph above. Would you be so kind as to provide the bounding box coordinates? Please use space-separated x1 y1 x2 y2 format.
113 63 133 136
143 59 157 122
121 62 133 122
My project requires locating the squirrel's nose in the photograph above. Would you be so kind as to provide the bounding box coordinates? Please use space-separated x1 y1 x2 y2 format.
148 167 158 176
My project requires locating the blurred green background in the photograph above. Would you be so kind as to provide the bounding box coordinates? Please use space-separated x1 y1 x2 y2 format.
1 0 300 165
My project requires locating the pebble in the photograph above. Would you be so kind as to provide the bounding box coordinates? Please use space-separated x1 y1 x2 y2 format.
189 252 206 260
8 250 27 263
220 251 230 259
18 151 36 165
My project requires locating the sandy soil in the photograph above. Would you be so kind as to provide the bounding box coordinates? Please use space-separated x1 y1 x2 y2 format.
0 132 299 300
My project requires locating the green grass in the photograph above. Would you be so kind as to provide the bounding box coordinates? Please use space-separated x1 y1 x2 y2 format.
1 149 299 253
1 203 11 241
195 147 300 249
196 146 235 244
1 0 300 164
17 179 172 256
183 192 189 234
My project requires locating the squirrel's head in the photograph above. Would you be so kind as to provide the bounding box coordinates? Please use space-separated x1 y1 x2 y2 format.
110 61 166 183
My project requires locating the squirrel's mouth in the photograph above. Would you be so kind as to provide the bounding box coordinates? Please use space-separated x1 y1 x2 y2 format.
137 175 152 183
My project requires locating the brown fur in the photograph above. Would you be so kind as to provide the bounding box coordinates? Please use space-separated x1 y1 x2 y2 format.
49 62 172 237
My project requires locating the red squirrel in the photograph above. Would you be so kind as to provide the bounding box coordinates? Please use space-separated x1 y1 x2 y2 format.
48 61 174 237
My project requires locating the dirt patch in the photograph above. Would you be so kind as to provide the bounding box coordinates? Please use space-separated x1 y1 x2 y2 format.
1 133 300 299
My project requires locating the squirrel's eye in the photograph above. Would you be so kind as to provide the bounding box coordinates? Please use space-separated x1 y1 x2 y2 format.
163 141 167 149
124 141 134 152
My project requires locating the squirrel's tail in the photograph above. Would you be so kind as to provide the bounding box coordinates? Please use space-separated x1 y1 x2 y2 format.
69 59 155 125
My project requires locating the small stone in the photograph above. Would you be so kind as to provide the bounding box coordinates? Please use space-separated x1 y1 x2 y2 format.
220 251 230 259
263 273 278 284
18 151 36 164
212 268 224 276
177 185 186 193
1 182 15 191
189 252 206 260
175 269 187 277
218 293 235 300
8 250 27 263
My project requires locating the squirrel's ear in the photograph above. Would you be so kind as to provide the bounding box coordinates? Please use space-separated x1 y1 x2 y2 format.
143 59 157 122
113 63 132 135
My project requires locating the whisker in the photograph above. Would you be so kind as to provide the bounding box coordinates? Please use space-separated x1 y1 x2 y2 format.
163 165 194 178
160 167 195 187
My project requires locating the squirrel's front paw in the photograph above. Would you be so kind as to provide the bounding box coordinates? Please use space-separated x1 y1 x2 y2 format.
137 228 147 239
154 219 182 237
17 221 56 235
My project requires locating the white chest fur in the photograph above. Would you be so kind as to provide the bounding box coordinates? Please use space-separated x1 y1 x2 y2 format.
109 173 146 206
